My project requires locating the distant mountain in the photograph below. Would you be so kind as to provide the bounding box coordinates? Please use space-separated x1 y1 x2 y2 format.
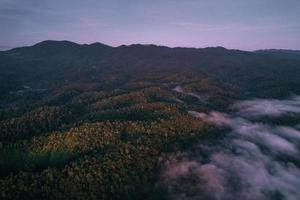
255 49 300 54
1 40 300 98
1 41 300 200
255 49 300 60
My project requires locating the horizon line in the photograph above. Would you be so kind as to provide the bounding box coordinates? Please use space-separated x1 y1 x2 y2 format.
2 40 300 52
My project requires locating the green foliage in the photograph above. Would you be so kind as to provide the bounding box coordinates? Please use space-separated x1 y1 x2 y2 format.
4 42 299 199
0 148 72 177
0 70 228 200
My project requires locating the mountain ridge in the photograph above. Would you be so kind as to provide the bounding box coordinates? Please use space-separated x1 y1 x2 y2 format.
1 40 300 200
3 40 300 53
1 40 300 99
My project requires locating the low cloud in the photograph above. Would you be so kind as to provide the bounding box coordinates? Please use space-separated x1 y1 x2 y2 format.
173 86 208 104
232 96 300 117
160 97 300 200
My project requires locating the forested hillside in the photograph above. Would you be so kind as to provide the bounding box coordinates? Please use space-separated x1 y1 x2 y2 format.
0 41 300 199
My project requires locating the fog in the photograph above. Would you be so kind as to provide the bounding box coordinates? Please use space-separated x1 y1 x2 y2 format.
173 86 208 104
160 96 300 200
232 96 300 118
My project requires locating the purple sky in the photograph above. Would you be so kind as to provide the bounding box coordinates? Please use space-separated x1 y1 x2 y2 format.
1 0 300 50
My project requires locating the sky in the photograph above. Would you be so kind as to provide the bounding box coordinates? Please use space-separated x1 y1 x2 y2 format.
0 0 300 51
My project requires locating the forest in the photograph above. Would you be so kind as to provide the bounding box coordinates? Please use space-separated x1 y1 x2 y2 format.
0 41 300 199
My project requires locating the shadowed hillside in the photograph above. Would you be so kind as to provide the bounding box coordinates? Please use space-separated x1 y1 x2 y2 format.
0 41 300 200
1 41 300 98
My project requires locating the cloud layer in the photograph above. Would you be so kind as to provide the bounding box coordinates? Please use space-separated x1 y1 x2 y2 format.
160 97 300 200
3 0 300 50
232 96 300 117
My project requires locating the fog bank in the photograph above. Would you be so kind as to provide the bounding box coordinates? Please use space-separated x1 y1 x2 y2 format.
160 96 300 200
